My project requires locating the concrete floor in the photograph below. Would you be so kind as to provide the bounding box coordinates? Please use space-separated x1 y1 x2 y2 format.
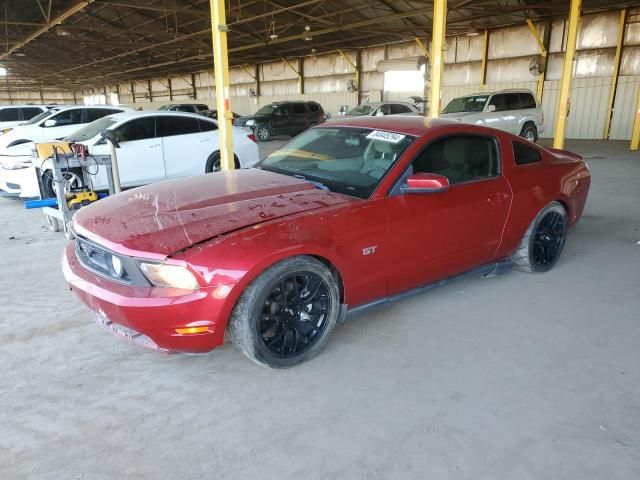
1 139 638 479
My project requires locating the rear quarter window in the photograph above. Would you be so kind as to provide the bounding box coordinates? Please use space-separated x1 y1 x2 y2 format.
513 141 542 165
519 93 537 109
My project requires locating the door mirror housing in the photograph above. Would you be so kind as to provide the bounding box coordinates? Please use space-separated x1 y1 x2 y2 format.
375 109 385 116
400 172 449 194
486 104 496 113
43 119 57 127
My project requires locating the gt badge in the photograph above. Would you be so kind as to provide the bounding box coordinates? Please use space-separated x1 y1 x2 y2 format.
362 246 378 256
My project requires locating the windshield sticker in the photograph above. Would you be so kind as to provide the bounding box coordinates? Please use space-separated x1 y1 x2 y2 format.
366 130 406 143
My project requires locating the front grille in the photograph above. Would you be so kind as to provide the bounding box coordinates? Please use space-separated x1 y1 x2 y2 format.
75 237 130 284
233 119 245 126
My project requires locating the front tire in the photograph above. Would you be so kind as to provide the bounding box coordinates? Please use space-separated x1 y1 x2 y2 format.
511 202 567 273
255 125 271 142
228 256 340 368
520 123 538 143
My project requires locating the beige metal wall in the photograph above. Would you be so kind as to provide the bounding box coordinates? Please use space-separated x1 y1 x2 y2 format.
71 8 640 141
0 88 76 105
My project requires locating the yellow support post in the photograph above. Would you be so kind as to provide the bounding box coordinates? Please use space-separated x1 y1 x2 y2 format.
337 49 359 96
526 19 547 103
553 0 581 150
631 85 640 151
429 0 447 118
209 0 234 170
282 58 303 94
480 29 489 90
604 9 627 140
414 37 430 60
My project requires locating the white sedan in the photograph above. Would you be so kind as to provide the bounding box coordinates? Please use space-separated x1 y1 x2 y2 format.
0 111 259 198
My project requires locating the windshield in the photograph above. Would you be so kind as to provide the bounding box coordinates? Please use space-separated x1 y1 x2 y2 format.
346 104 376 116
23 109 59 126
442 95 488 114
260 127 413 199
65 116 119 142
255 105 277 115
158 105 171 111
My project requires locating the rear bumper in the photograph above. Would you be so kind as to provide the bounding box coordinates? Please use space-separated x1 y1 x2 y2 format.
62 242 233 353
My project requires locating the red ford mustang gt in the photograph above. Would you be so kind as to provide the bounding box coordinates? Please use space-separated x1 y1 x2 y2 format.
62 116 590 368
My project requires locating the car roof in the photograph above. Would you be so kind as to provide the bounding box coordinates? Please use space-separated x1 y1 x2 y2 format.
105 110 216 123
456 89 535 98
320 115 458 137
0 104 48 108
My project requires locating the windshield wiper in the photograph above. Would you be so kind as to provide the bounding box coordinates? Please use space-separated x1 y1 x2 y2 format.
293 174 331 192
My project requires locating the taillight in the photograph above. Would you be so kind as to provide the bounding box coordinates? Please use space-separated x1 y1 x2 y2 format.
247 133 256 142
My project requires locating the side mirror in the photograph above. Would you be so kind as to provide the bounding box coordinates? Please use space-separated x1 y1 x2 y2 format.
100 129 121 148
43 119 57 127
375 109 385 116
400 172 449 194
487 104 496 113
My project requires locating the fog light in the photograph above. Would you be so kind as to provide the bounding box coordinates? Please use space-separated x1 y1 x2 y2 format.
109 255 123 277
174 326 209 334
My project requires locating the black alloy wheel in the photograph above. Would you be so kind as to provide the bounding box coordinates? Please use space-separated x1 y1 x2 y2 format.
531 210 566 269
259 272 331 358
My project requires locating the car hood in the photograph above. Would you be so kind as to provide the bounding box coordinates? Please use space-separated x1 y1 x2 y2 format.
72 169 352 258
236 114 270 123
0 141 34 160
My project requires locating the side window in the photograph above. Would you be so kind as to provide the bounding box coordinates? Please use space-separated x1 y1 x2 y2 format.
276 105 291 117
307 103 319 113
85 108 119 123
293 103 306 115
488 94 508 112
505 93 522 110
513 141 542 165
411 135 498 185
20 107 43 120
114 117 156 142
177 105 194 112
390 104 412 114
157 116 201 137
198 119 218 132
0 108 20 121
519 93 536 109
50 109 83 126
377 104 391 115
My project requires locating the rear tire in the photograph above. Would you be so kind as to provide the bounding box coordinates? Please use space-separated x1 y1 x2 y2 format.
520 123 538 143
255 125 271 142
511 202 567 273
206 152 239 172
228 256 340 368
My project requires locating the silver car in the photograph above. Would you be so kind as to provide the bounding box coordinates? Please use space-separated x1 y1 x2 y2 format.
339 101 421 118
440 89 544 143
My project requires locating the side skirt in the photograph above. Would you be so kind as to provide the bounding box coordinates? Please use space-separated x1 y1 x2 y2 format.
337 260 512 324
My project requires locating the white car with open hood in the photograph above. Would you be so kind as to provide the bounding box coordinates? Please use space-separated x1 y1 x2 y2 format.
0 111 259 198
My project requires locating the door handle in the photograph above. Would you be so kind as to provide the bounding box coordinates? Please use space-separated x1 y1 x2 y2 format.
149 144 161 148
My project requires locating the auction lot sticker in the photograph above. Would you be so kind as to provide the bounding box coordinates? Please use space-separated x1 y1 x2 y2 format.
366 130 406 143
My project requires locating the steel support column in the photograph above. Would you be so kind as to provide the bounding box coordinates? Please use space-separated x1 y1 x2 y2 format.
604 9 627 140
631 85 640 151
429 0 446 118
526 19 547 103
480 29 489 90
209 0 234 170
553 0 581 149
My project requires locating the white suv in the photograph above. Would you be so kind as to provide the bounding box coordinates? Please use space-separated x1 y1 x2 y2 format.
440 90 544 142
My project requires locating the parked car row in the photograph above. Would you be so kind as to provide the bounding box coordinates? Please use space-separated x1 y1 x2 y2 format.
0 90 545 199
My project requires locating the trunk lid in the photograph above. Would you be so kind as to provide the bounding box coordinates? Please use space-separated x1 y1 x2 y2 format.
73 169 351 258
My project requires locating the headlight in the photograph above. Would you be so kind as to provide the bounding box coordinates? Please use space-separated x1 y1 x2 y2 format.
0 128 13 136
245 119 255 126
138 262 199 290
1 161 30 170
